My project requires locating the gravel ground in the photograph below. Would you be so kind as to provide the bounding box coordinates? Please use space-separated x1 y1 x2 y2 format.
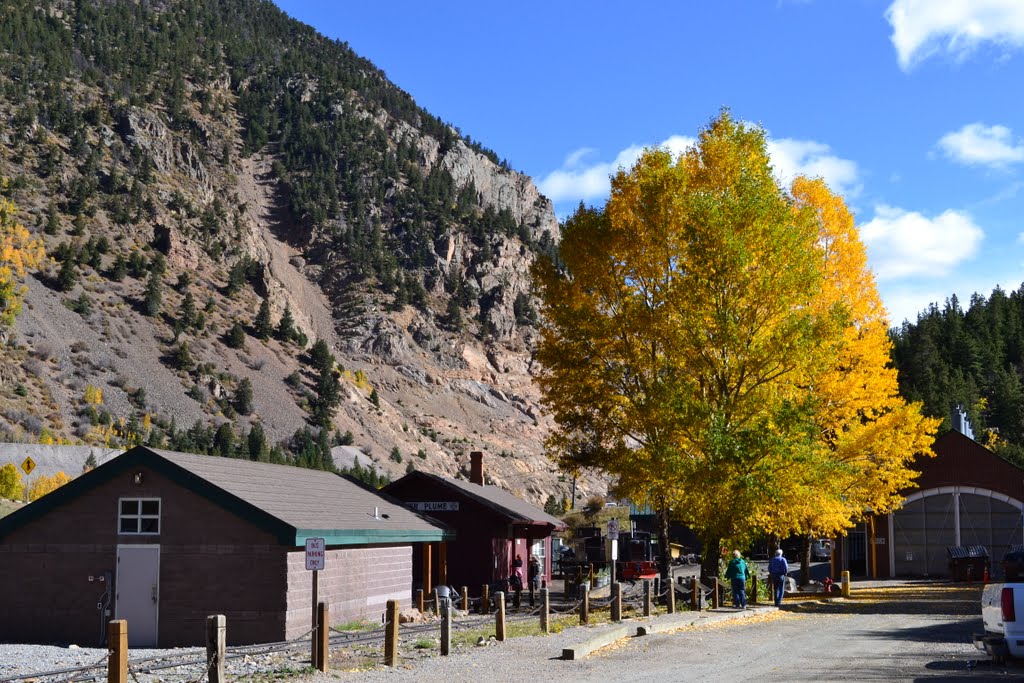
4 580 1020 683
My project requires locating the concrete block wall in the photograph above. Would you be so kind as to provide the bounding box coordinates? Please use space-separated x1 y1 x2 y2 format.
284 545 412 637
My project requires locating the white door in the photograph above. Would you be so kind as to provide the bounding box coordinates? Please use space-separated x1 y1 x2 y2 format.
116 545 160 646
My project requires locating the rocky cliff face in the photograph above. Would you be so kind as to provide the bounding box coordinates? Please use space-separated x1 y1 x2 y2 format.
0 0 604 507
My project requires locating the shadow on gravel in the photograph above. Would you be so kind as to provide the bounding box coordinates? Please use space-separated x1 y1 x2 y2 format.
786 582 984 650
788 583 983 617
923 657 1024 680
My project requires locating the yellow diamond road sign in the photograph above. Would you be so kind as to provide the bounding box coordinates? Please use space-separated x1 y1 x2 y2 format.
21 457 35 476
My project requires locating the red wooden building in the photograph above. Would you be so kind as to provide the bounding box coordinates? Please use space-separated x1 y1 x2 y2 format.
382 452 565 594
0 446 448 647
834 428 1024 579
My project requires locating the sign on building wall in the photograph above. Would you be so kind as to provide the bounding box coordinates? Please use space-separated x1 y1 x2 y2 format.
407 502 460 512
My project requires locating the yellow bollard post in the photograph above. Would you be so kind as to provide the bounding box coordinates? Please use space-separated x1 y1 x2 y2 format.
841 570 851 598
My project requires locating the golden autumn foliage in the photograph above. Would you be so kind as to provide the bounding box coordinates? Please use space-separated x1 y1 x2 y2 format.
0 463 24 500
533 111 936 578
28 471 71 501
765 178 941 538
83 384 104 405
0 193 45 327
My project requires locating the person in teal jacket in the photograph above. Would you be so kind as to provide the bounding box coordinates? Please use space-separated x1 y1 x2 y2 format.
725 549 750 609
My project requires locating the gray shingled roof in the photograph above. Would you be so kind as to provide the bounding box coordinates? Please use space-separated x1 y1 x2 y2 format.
410 472 566 528
146 448 447 545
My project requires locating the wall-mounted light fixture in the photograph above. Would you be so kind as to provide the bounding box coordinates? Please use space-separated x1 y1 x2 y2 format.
133 472 143 485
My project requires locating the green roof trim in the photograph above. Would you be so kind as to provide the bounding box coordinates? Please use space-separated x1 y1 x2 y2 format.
296 528 454 546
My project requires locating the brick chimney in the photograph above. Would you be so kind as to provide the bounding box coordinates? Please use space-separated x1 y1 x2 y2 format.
470 451 484 486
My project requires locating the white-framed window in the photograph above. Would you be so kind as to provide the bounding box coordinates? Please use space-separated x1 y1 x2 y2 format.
531 539 546 573
119 498 161 535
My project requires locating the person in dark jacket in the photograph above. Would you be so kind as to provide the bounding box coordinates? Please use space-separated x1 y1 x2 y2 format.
528 555 541 591
768 549 789 607
725 549 750 609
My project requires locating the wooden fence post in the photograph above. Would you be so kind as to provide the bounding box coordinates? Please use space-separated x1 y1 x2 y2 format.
611 582 622 622
540 587 550 634
653 576 661 604
461 585 469 612
751 575 758 605
712 579 721 609
416 588 425 613
440 603 452 656
579 582 590 625
495 591 506 641
482 584 490 614
666 578 675 614
384 599 399 667
206 615 226 683
643 579 651 617
107 620 127 683
691 576 700 611
315 602 329 672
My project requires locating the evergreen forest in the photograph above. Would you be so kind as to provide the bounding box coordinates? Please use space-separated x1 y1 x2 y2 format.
892 286 1024 465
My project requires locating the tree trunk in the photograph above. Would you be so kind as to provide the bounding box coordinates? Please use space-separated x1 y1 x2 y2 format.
657 504 671 584
700 534 721 584
800 534 812 586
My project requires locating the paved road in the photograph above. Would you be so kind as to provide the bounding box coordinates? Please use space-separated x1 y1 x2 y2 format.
319 580 1024 683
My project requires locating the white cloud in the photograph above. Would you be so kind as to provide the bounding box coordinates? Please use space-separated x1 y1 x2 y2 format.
938 123 1024 166
538 134 858 207
860 205 983 280
886 0 1024 70
537 143 654 204
766 138 861 197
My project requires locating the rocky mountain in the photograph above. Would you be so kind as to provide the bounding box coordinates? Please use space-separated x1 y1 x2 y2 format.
0 0 603 505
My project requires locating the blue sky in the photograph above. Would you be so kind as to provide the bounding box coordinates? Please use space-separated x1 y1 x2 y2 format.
273 0 1024 326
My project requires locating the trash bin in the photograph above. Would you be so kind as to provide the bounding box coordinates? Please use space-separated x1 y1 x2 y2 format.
947 545 989 581
1004 546 1024 581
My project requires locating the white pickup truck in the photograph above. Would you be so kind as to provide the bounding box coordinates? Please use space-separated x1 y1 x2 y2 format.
975 582 1024 662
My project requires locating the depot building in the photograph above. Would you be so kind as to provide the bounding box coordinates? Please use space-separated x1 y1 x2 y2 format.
0 446 449 647
835 416 1024 580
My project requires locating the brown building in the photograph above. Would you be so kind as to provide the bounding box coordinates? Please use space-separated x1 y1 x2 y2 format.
0 446 449 647
834 429 1024 579
382 452 565 594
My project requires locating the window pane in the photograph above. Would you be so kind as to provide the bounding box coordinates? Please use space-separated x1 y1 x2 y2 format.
121 500 138 515
119 518 138 533
141 500 159 515
140 518 159 533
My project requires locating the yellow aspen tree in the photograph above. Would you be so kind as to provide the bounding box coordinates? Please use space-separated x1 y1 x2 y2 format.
534 112 848 581
0 194 45 327
771 179 939 544
28 471 71 501
0 463 24 500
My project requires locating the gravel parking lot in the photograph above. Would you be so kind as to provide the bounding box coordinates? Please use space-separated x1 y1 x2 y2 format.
3 580 1020 683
